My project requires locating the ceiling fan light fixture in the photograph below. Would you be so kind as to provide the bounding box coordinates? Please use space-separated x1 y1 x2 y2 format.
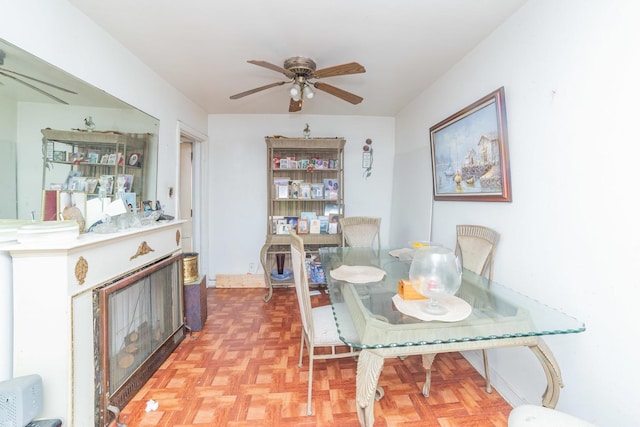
289 83 301 98
303 85 314 99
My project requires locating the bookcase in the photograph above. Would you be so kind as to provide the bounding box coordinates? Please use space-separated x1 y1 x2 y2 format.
41 128 149 216
260 136 345 302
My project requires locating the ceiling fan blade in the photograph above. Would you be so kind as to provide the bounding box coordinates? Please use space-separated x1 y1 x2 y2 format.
229 81 286 99
0 67 77 94
313 82 363 105
289 98 302 113
313 62 366 79
247 60 295 78
0 70 69 104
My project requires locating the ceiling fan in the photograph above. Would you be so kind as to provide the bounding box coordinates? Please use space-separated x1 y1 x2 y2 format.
230 56 365 112
0 48 77 104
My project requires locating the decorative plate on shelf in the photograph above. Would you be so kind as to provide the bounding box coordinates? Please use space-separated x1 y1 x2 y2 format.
128 152 141 167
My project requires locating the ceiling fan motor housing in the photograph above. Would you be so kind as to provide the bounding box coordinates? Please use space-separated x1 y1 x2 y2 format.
284 57 316 79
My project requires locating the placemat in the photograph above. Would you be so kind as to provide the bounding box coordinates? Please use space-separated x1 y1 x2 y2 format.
330 265 386 284
392 293 472 322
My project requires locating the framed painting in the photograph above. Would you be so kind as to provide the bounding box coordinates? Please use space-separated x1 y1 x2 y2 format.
430 87 511 202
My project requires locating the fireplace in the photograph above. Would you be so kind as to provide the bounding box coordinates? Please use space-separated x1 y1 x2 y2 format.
94 253 185 427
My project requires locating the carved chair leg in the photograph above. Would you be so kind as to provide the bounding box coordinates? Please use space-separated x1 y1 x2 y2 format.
421 353 436 397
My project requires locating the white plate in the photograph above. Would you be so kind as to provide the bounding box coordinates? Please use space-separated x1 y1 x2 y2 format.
392 294 472 322
389 248 414 259
330 265 386 284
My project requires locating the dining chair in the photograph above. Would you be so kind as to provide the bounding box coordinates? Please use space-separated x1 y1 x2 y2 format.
289 231 360 416
455 224 500 392
339 216 381 252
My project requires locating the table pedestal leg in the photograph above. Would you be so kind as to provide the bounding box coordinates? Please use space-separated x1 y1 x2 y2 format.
356 350 385 427
528 337 563 408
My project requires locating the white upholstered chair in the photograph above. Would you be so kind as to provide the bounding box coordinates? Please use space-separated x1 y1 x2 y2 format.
289 231 359 416
339 216 381 252
508 405 597 427
455 224 500 392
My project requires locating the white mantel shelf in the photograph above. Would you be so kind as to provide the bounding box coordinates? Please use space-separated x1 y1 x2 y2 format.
3 220 186 426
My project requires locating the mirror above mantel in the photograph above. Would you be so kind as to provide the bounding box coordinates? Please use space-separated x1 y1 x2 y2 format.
0 37 159 221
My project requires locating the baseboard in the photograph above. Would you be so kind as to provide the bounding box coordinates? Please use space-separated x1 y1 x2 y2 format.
215 274 266 288
461 349 525 408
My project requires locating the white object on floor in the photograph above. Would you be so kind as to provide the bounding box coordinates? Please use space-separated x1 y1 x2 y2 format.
145 399 159 412
309 290 321 296
508 404 597 427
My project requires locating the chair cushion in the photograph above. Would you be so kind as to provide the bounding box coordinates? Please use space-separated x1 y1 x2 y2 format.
312 303 359 347
508 405 596 427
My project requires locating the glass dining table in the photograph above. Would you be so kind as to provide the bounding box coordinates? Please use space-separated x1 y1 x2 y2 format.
319 246 586 427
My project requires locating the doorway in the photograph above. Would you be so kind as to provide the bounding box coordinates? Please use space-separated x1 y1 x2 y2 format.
178 122 207 269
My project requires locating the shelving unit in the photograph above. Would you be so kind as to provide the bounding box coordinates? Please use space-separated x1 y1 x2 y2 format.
41 128 149 207
260 136 346 302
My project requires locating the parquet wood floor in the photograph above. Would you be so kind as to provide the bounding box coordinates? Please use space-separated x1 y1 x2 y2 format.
116 287 513 426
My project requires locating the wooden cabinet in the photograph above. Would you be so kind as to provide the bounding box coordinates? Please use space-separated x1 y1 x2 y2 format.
260 136 345 302
41 128 149 207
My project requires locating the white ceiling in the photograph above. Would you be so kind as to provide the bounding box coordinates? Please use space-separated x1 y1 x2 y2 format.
66 0 527 116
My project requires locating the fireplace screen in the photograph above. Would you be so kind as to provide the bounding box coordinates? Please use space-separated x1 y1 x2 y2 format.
94 253 185 427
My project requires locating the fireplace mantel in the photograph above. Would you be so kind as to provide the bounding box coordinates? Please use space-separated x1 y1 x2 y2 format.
5 220 186 426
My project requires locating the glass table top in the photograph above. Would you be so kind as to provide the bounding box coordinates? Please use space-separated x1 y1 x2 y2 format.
319 246 585 349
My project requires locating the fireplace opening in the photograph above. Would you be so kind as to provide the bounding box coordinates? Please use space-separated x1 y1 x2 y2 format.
93 253 185 427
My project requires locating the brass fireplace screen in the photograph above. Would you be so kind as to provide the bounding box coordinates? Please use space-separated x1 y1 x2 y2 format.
93 253 185 427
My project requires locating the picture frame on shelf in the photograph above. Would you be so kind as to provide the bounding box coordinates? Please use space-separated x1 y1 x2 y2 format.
99 175 114 195
323 178 339 200
53 151 66 162
285 216 299 231
309 219 321 234
323 204 342 216
85 177 98 194
319 216 329 233
276 223 292 235
430 86 511 202
297 218 309 234
311 183 324 199
87 149 100 164
277 185 289 199
100 154 109 164
300 212 317 222
142 200 154 212
299 183 311 199
107 153 117 164
119 174 134 192
124 192 137 212
67 176 86 192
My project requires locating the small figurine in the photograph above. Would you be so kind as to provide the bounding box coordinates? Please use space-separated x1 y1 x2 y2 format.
84 116 95 131
303 123 311 139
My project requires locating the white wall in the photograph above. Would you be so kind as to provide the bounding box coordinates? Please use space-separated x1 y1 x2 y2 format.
1 0 208 217
393 0 640 424
207 115 394 279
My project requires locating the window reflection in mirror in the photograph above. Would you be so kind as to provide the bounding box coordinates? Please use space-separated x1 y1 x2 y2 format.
0 38 158 220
